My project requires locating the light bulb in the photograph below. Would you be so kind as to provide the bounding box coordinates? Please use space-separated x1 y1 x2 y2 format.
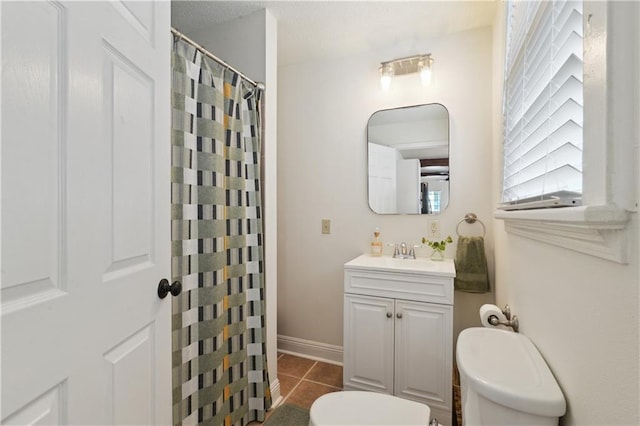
380 74 392 90
379 63 393 91
419 56 433 86
420 67 432 86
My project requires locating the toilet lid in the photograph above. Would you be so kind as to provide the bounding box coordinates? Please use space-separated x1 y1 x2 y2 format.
309 391 430 425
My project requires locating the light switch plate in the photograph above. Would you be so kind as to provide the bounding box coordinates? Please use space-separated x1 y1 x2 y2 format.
322 219 331 234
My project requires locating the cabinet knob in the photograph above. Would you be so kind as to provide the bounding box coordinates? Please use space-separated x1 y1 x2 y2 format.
386 312 392 318
396 312 403 319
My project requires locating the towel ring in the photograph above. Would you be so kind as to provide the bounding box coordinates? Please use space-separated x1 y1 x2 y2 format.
456 213 486 237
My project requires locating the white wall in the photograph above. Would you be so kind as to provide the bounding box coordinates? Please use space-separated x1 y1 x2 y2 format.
491 3 640 425
189 12 266 83
186 10 281 402
277 26 495 355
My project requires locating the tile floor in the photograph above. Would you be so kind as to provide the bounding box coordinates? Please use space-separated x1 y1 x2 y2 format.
254 354 460 425
249 352 342 424
276 352 343 410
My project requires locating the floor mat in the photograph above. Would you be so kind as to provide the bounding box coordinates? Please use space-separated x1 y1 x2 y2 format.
264 403 310 426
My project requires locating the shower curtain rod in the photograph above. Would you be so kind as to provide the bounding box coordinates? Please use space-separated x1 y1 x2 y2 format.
171 27 261 87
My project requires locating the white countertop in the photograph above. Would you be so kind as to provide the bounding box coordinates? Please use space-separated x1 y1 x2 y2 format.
344 254 456 278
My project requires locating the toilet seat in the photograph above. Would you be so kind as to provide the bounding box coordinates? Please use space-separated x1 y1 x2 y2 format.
309 391 431 425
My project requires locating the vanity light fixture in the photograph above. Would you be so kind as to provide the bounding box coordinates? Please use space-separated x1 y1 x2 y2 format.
379 54 434 90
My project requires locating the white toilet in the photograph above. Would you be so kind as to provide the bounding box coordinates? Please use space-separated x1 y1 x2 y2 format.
456 327 566 425
309 391 434 426
310 327 565 426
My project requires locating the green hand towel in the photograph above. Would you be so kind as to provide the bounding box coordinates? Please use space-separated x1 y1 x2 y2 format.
454 236 490 293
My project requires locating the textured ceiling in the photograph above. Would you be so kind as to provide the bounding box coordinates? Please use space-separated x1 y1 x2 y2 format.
171 1 498 66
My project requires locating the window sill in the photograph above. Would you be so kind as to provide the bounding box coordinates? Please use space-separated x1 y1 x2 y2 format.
494 205 631 263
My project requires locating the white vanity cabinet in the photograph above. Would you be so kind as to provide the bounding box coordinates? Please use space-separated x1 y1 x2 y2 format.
343 255 455 425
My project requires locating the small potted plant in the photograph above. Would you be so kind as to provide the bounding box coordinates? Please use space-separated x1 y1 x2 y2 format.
422 235 453 261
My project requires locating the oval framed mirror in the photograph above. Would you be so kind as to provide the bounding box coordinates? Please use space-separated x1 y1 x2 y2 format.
367 103 450 214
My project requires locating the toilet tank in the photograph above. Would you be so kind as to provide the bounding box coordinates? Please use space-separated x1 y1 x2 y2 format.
456 328 566 426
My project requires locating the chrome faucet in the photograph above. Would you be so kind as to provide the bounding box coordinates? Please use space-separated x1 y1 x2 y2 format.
390 242 416 259
400 242 408 256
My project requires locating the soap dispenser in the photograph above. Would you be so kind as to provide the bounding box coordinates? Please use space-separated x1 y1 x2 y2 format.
371 228 383 257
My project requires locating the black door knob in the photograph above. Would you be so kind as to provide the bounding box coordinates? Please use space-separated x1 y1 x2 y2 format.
158 278 182 299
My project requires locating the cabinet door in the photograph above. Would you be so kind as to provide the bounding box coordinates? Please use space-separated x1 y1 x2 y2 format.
343 294 394 394
394 300 452 413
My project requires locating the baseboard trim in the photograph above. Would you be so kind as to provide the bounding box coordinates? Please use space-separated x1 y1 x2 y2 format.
277 335 343 365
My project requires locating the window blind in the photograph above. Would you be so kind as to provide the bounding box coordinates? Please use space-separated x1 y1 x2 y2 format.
502 0 583 208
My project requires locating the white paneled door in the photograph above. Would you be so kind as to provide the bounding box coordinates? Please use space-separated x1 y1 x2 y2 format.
1 2 171 424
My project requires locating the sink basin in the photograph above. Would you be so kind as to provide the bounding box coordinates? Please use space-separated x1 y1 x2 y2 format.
344 254 455 277
456 327 566 419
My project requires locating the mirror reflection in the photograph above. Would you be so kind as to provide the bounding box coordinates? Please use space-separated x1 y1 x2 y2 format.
367 103 450 214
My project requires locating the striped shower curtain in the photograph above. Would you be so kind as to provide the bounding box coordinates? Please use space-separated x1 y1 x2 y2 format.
171 38 271 426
